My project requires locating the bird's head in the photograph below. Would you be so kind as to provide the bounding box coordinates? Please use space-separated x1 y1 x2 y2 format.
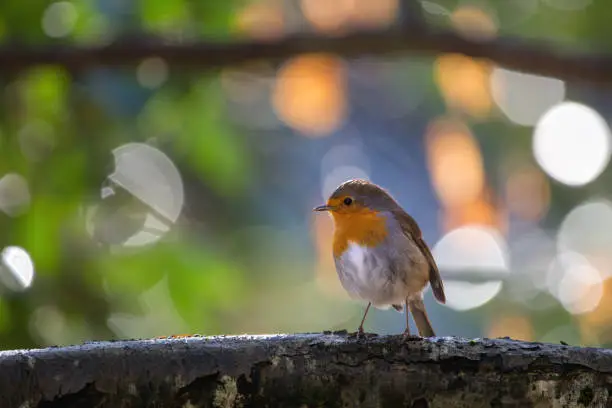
313 179 398 219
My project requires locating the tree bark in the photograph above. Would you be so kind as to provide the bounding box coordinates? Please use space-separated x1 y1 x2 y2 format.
1 332 611 407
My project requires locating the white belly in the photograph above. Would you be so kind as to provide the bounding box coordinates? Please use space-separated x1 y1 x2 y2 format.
336 242 408 309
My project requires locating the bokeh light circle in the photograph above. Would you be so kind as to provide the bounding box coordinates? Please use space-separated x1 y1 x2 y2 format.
1 246 35 291
432 225 508 311
546 251 604 315
86 143 184 248
109 143 184 223
533 101 611 186
491 68 565 126
557 199 612 269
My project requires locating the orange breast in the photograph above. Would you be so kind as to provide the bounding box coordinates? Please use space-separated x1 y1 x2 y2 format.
331 211 389 258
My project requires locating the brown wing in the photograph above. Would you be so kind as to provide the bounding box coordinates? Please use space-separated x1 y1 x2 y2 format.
393 209 446 304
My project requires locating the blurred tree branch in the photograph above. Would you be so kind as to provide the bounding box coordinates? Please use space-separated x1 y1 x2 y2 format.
0 25 611 84
1 333 609 407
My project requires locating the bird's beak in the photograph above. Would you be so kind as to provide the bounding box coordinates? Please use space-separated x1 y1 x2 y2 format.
313 204 333 212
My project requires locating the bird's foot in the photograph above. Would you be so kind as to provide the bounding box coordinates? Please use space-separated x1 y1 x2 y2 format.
348 326 367 339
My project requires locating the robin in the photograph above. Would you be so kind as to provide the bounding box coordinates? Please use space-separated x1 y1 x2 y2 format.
314 179 446 338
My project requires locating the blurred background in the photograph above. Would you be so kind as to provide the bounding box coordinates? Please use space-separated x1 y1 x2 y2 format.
0 0 611 350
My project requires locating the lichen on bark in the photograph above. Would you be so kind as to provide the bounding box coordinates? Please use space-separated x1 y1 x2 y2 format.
0 333 610 407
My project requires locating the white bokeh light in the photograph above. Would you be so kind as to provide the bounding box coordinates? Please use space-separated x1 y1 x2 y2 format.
557 199 612 276
533 101 611 186
86 143 184 248
42 2 78 38
432 225 508 311
558 262 603 315
110 143 184 223
491 68 565 126
1 246 35 291
546 251 604 315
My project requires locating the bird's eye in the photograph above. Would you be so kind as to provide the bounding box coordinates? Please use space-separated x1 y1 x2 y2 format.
343 197 353 206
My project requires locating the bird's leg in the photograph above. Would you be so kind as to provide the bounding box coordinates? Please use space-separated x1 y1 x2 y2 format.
402 298 420 341
403 299 411 336
357 302 371 336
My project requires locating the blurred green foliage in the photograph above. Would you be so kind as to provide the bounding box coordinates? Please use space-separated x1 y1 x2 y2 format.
0 0 259 350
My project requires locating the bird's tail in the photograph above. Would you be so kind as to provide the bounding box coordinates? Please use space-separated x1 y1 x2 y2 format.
408 298 435 337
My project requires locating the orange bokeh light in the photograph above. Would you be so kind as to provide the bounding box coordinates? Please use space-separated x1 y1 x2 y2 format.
301 0 354 34
272 54 347 137
301 0 397 34
426 117 485 208
350 0 398 29
435 54 492 118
